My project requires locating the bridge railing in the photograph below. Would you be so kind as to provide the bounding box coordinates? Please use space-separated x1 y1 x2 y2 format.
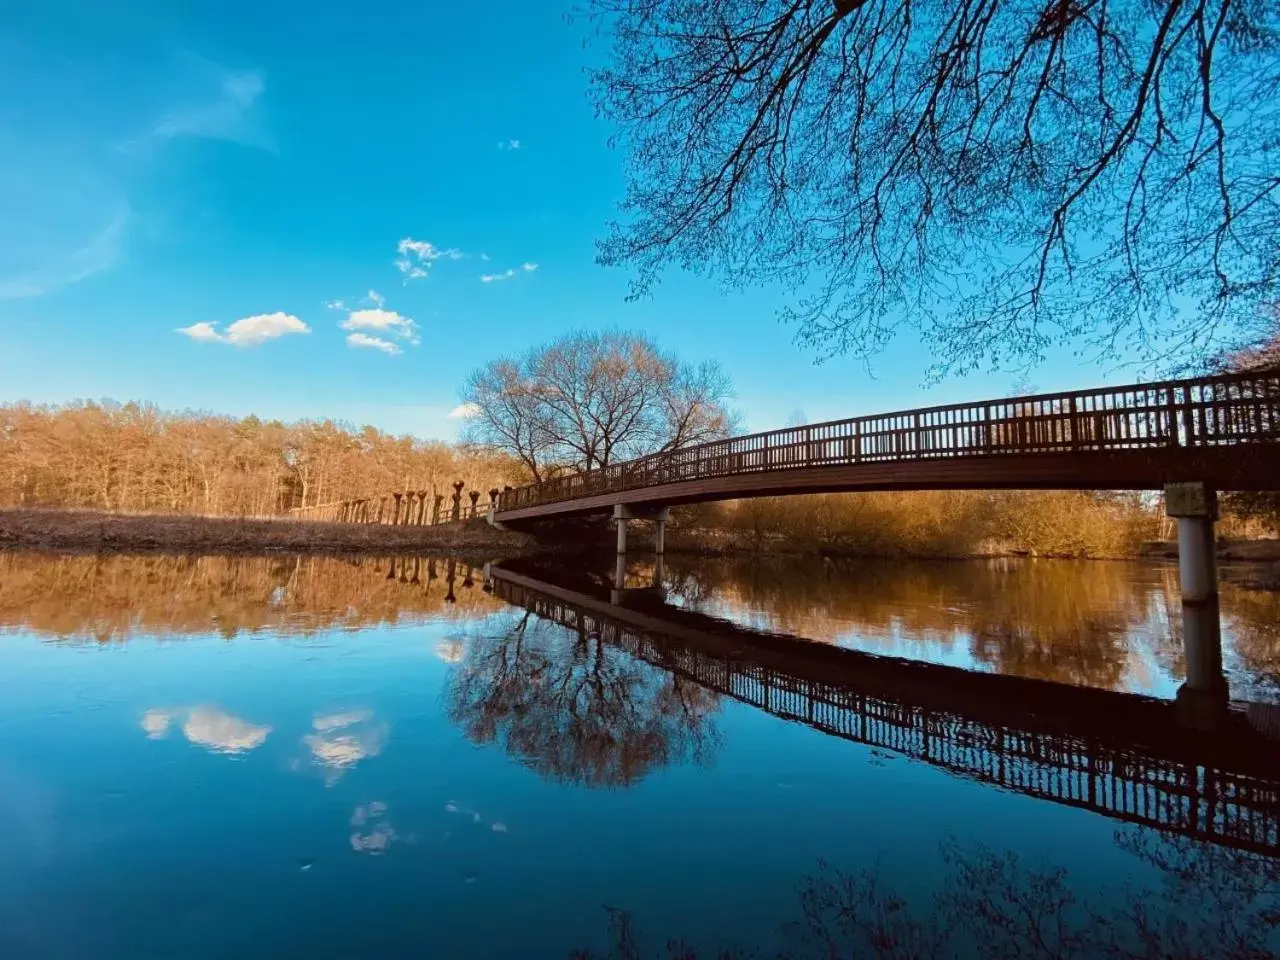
499 370 1280 511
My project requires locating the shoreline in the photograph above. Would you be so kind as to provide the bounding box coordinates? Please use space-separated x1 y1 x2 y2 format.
0 508 535 562
2 508 1277 589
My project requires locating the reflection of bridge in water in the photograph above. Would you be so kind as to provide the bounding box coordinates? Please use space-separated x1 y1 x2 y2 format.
484 561 1280 857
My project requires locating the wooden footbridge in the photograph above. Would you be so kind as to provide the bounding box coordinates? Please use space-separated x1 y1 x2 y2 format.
494 370 1280 522
485 561 1280 857
288 371 1279 531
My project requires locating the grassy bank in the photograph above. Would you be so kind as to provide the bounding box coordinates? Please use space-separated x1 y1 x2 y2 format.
0 508 534 559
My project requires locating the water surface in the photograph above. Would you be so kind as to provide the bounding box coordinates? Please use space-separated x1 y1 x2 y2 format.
0 551 1276 959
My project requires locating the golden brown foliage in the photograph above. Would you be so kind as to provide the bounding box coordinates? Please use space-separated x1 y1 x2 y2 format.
676 491 1158 559
0 551 502 642
0 400 521 515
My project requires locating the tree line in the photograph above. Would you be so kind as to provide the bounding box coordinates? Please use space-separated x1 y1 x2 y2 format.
0 402 517 516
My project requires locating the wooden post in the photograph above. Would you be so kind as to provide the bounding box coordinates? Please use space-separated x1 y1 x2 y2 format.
392 493 403 525
417 490 430 524
432 494 444 525
489 488 500 512
468 490 480 518
451 481 464 522
1181 387 1197 448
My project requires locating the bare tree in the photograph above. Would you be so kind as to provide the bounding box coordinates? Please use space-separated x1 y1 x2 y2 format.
459 331 737 477
579 0 1280 377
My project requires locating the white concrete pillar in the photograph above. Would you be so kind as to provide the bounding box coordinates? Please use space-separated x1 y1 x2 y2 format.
654 514 666 555
1165 483 1218 604
1166 482 1228 729
1181 599 1225 693
616 516 627 554
614 553 626 591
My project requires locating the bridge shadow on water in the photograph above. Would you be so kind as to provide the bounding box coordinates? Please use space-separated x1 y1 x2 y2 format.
465 556 1280 959
472 556 1280 855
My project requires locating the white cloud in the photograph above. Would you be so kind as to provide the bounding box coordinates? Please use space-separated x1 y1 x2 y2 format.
0 207 130 300
497 139 522 151
481 262 538 284
449 403 481 419
304 709 387 785
395 237 463 281
434 638 465 662
314 710 373 733
151 69 271 150
183 707 272 754
176 321 223 342
141 705 271 755
346 332 402 355
366 289 385 308
140 709 175 739
325 299 347 311
341 308 418 343
177 312 310 346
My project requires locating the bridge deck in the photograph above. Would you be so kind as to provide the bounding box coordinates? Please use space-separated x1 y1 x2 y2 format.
495 371 1280 522
487 563 1280 856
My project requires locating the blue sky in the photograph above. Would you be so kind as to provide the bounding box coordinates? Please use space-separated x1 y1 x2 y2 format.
0 0 1144 441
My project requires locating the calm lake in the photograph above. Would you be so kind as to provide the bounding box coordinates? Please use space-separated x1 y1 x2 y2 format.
0 550 1277 959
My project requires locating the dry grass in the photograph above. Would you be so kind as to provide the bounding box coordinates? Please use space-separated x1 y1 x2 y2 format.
0 508 534 559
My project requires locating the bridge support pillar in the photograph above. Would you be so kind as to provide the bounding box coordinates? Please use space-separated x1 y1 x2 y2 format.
613 504 670 556
1165 482 1218 604
1165 483 1228 730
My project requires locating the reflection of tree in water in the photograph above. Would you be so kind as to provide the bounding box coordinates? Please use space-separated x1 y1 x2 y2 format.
0 552 500 641
446 611 720 787
571 829 1280 959
662 556 1280 694
1221 586 1280 700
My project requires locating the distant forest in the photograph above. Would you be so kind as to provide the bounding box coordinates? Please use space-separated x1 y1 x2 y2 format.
0 401 518 516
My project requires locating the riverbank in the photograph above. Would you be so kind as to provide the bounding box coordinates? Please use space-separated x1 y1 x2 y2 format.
0 508 535 560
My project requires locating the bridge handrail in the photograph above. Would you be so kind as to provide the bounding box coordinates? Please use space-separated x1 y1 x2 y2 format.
498 369 1280 511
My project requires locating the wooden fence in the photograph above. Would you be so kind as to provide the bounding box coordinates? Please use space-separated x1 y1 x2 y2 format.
289 482 499 527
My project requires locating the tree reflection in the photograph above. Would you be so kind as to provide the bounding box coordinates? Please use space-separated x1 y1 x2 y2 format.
446 611 720 787
661 555 1280 695
571 829 1280 959
0 552 500 641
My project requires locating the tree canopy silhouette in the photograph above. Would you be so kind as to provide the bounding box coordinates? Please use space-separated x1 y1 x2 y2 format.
459 330 736 481
579 0 1280 375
